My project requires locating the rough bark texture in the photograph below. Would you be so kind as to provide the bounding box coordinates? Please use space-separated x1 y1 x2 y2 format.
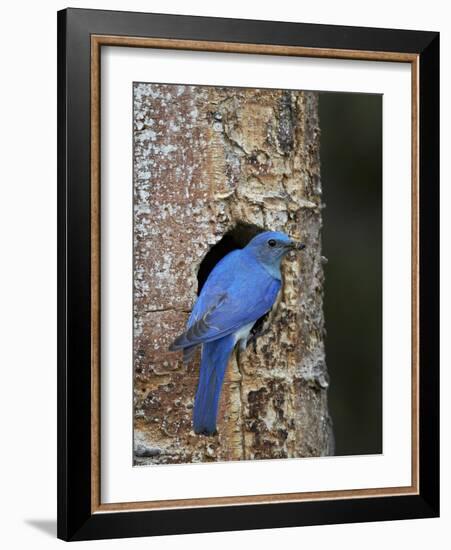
133 83 333 465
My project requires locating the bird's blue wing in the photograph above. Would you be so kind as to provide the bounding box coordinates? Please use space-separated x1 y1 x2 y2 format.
186 251 241 330
170 250 281 350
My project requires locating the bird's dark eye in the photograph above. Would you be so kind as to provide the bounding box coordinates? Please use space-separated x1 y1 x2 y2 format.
268 239 276 247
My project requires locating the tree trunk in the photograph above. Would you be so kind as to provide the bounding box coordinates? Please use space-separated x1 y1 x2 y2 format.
133 83 333 464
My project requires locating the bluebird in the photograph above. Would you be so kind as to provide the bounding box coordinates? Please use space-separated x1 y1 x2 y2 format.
169 231 306 435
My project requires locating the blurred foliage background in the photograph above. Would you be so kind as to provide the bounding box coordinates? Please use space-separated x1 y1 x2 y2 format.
319 92 382 456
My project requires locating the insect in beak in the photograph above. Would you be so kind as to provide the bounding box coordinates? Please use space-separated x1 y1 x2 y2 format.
286 240 306 251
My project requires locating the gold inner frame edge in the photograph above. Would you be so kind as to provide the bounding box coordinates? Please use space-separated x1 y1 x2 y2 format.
90 34 420 514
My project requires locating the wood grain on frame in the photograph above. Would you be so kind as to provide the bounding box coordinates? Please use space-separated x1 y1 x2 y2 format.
90 34 420 514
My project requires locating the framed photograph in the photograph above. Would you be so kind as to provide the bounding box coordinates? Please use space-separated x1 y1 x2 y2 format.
57 8 439 541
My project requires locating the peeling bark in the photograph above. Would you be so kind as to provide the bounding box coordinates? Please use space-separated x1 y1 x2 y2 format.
133 83 333 465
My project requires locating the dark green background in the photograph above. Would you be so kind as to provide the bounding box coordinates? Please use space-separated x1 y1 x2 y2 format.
319 92 383 456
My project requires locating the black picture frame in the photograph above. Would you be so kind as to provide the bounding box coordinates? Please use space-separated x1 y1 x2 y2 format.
57 7 439 541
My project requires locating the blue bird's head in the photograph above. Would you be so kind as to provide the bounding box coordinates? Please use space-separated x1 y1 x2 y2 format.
243 231 305 278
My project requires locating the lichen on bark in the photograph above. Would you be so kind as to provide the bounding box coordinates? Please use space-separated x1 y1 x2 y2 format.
133 83 333 464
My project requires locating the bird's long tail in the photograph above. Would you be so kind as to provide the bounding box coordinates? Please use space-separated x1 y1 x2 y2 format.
193 334 236 435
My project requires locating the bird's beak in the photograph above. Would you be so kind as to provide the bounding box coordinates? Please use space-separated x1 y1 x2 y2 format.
287 240 306 251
